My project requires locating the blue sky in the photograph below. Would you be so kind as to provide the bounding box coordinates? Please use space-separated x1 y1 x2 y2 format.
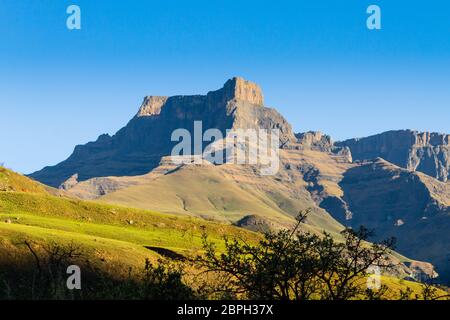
1 0 449 174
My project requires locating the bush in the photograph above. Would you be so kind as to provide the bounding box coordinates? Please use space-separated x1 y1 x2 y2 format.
195 210 396 300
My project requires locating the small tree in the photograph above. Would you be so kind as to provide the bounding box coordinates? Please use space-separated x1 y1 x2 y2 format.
312 227 394 300
196 210 396 300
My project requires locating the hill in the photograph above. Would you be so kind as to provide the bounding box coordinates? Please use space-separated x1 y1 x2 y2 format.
0 166 48 194
0 167 261 281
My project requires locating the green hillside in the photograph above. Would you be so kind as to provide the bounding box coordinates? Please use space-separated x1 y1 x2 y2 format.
0 166 48 194
0 167 261 279
0 192 260 267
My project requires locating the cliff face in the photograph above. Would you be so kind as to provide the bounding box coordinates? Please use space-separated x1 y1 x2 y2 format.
136 96 168 117
30 77 295 187
336 130 450 182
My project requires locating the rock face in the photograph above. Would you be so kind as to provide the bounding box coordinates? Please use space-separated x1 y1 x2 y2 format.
30 77 295 187
337 130 450 182
222 77 264 106
276 145 450 283
136 96 168 117
59 173 79 191
337 158 449 227
295 131 333 152
293 131 352 162
405 261 439 282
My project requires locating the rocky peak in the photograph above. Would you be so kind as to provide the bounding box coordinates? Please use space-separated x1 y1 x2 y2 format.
30 77 293 187
136 96 169 117
224 77 264 105
137 77 263 118
59 173 79 190
207 77 264 106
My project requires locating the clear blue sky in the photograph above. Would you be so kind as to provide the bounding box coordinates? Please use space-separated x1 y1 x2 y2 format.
1 0 449 174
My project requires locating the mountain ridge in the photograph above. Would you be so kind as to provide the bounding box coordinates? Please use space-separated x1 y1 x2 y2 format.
26 77 450 283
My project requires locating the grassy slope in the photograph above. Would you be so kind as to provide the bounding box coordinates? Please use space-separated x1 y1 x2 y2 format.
0 192 259 251
0 191 260 255
0 166 261 275
100 165 294 222
99 164 345 238
0 167 48 193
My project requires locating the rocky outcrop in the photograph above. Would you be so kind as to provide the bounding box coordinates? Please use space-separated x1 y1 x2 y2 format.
29 77 295 187
136 96 168 117
293 131 352 162
221 77 264 106
337 130 450 182
288 150 450 283
234 215 292 233
337 158 449 226
404 261 439 282
295 131 333 152
59 173 79 191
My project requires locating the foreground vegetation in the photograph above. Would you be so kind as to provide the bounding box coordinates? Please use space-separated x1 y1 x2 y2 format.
195 212 449 300
1 212 448 300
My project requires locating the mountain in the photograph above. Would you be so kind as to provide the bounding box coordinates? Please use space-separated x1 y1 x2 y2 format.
30 77 295 188
336 130 450 182
28 77 449 284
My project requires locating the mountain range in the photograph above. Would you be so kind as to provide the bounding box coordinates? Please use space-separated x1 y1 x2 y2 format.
28 77 450 284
